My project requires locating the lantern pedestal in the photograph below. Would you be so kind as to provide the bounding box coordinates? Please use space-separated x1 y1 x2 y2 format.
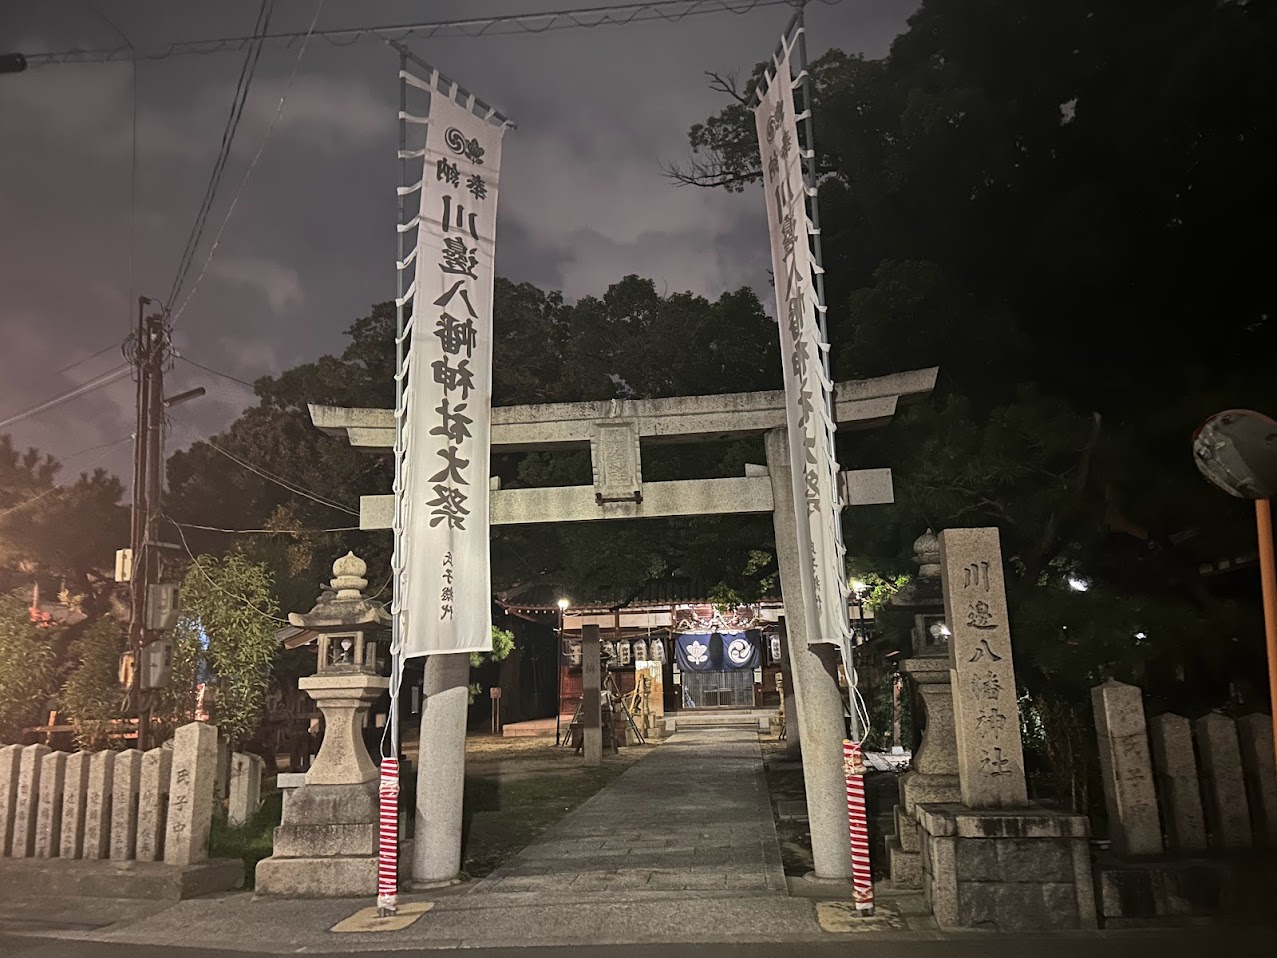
256 552 398 898
255 672 391 897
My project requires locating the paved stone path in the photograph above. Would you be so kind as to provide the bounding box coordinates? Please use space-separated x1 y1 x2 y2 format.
472 728 787 899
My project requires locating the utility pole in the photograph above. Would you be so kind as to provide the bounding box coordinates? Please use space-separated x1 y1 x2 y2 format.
126 299 170 751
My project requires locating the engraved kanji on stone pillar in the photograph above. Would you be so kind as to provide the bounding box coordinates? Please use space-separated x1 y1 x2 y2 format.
939 528 1027 809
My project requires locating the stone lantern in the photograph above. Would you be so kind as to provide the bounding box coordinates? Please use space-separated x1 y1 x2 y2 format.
256 552 394 897
881 529 961 890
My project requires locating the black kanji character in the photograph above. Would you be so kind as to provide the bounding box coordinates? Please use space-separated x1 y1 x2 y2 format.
429 445 470 484
434 312 477 358
441 195 479 240
432 354 475 400
436 159 460 186
430 397 473 445
440 603 454 620
467 173 487 200
434 278 477 316
427 483 470 528
767 152 780 182
781 210 798 257
440 586 455 602
439 237 478 279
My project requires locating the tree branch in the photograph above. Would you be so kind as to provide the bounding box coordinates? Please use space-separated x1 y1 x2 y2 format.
659 158 762 190
705 69 750 107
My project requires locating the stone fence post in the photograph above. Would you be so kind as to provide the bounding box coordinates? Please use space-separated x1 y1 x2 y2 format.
1091 681 1162 856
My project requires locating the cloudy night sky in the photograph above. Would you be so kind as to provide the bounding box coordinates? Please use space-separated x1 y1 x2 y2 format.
1 0 915 487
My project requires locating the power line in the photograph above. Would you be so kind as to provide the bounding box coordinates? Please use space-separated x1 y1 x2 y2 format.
165 0 275 314
0 436 132 521
171 519 360 535
18 0 835 67
0 364 132 432
169 0 326 327
166 516 291 624
177 355 258 390
0 341 123 408
168 414 360 516
81 2 139 338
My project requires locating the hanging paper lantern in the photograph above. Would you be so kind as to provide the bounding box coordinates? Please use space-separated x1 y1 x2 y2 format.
650 638 666 664
603 641 617 661
770 635 782 663
567 640 583 667
617 641 632 666
633 639 648 662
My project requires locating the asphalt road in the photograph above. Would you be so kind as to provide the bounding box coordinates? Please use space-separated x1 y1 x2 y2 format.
3 931 1275 958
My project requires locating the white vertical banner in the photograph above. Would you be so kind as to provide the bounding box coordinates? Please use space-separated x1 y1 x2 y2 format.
400 83 507 657
754 38 852 650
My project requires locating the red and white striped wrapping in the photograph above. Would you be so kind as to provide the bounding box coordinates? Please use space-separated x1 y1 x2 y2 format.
842 740 874 913
377 758 400 914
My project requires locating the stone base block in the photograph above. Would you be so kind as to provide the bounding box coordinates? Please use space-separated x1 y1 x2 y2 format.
1094 854 1273 925
895 805 920 853
256 840 414 898
0 857 242 901
887 837 922 889
918 803 1096 932
272 822 377 859
283 781 378 827
255 854 378 898
899 771 960 816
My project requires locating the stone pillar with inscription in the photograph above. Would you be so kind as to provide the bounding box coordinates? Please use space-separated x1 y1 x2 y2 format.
913 527 1096 932
939 532 1026 809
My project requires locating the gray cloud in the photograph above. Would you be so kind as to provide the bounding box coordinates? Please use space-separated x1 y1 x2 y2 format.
1 0 917 486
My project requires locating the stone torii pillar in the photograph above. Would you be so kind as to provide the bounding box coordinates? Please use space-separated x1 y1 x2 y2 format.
766 427 854 880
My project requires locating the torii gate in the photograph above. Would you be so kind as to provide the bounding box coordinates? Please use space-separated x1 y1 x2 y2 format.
311 365 936 885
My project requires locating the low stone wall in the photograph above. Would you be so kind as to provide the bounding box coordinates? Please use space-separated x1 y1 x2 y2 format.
0 721 260 869
1090 681 1277 925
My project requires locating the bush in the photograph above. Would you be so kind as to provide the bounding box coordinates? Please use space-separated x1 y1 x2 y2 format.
59 617 128 750
0 592 56 740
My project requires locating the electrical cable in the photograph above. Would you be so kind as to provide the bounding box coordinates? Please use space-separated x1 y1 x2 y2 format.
81 2 139 337
168 414 360 516
165 0 275 314
19 1 842 67
0 435 132 521
0 364 132 431
170 519 360 535
0 341 122 407
166 516 291 624
176 355 257 390
169 0 326 327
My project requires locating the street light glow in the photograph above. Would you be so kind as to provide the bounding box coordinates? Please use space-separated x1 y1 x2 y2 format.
851 578 867 595
1067 576 1089 592
557 598 569 611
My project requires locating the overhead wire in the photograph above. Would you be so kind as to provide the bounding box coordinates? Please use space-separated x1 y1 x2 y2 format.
167 517 291 624
81 2 139 337
165 0 275 316
176 354 257 390
20 1 842 67
0 341 123 408
0 435 132 521
167 414 359 516
0 364 133 431
171 519 360 535
168 0 326 327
